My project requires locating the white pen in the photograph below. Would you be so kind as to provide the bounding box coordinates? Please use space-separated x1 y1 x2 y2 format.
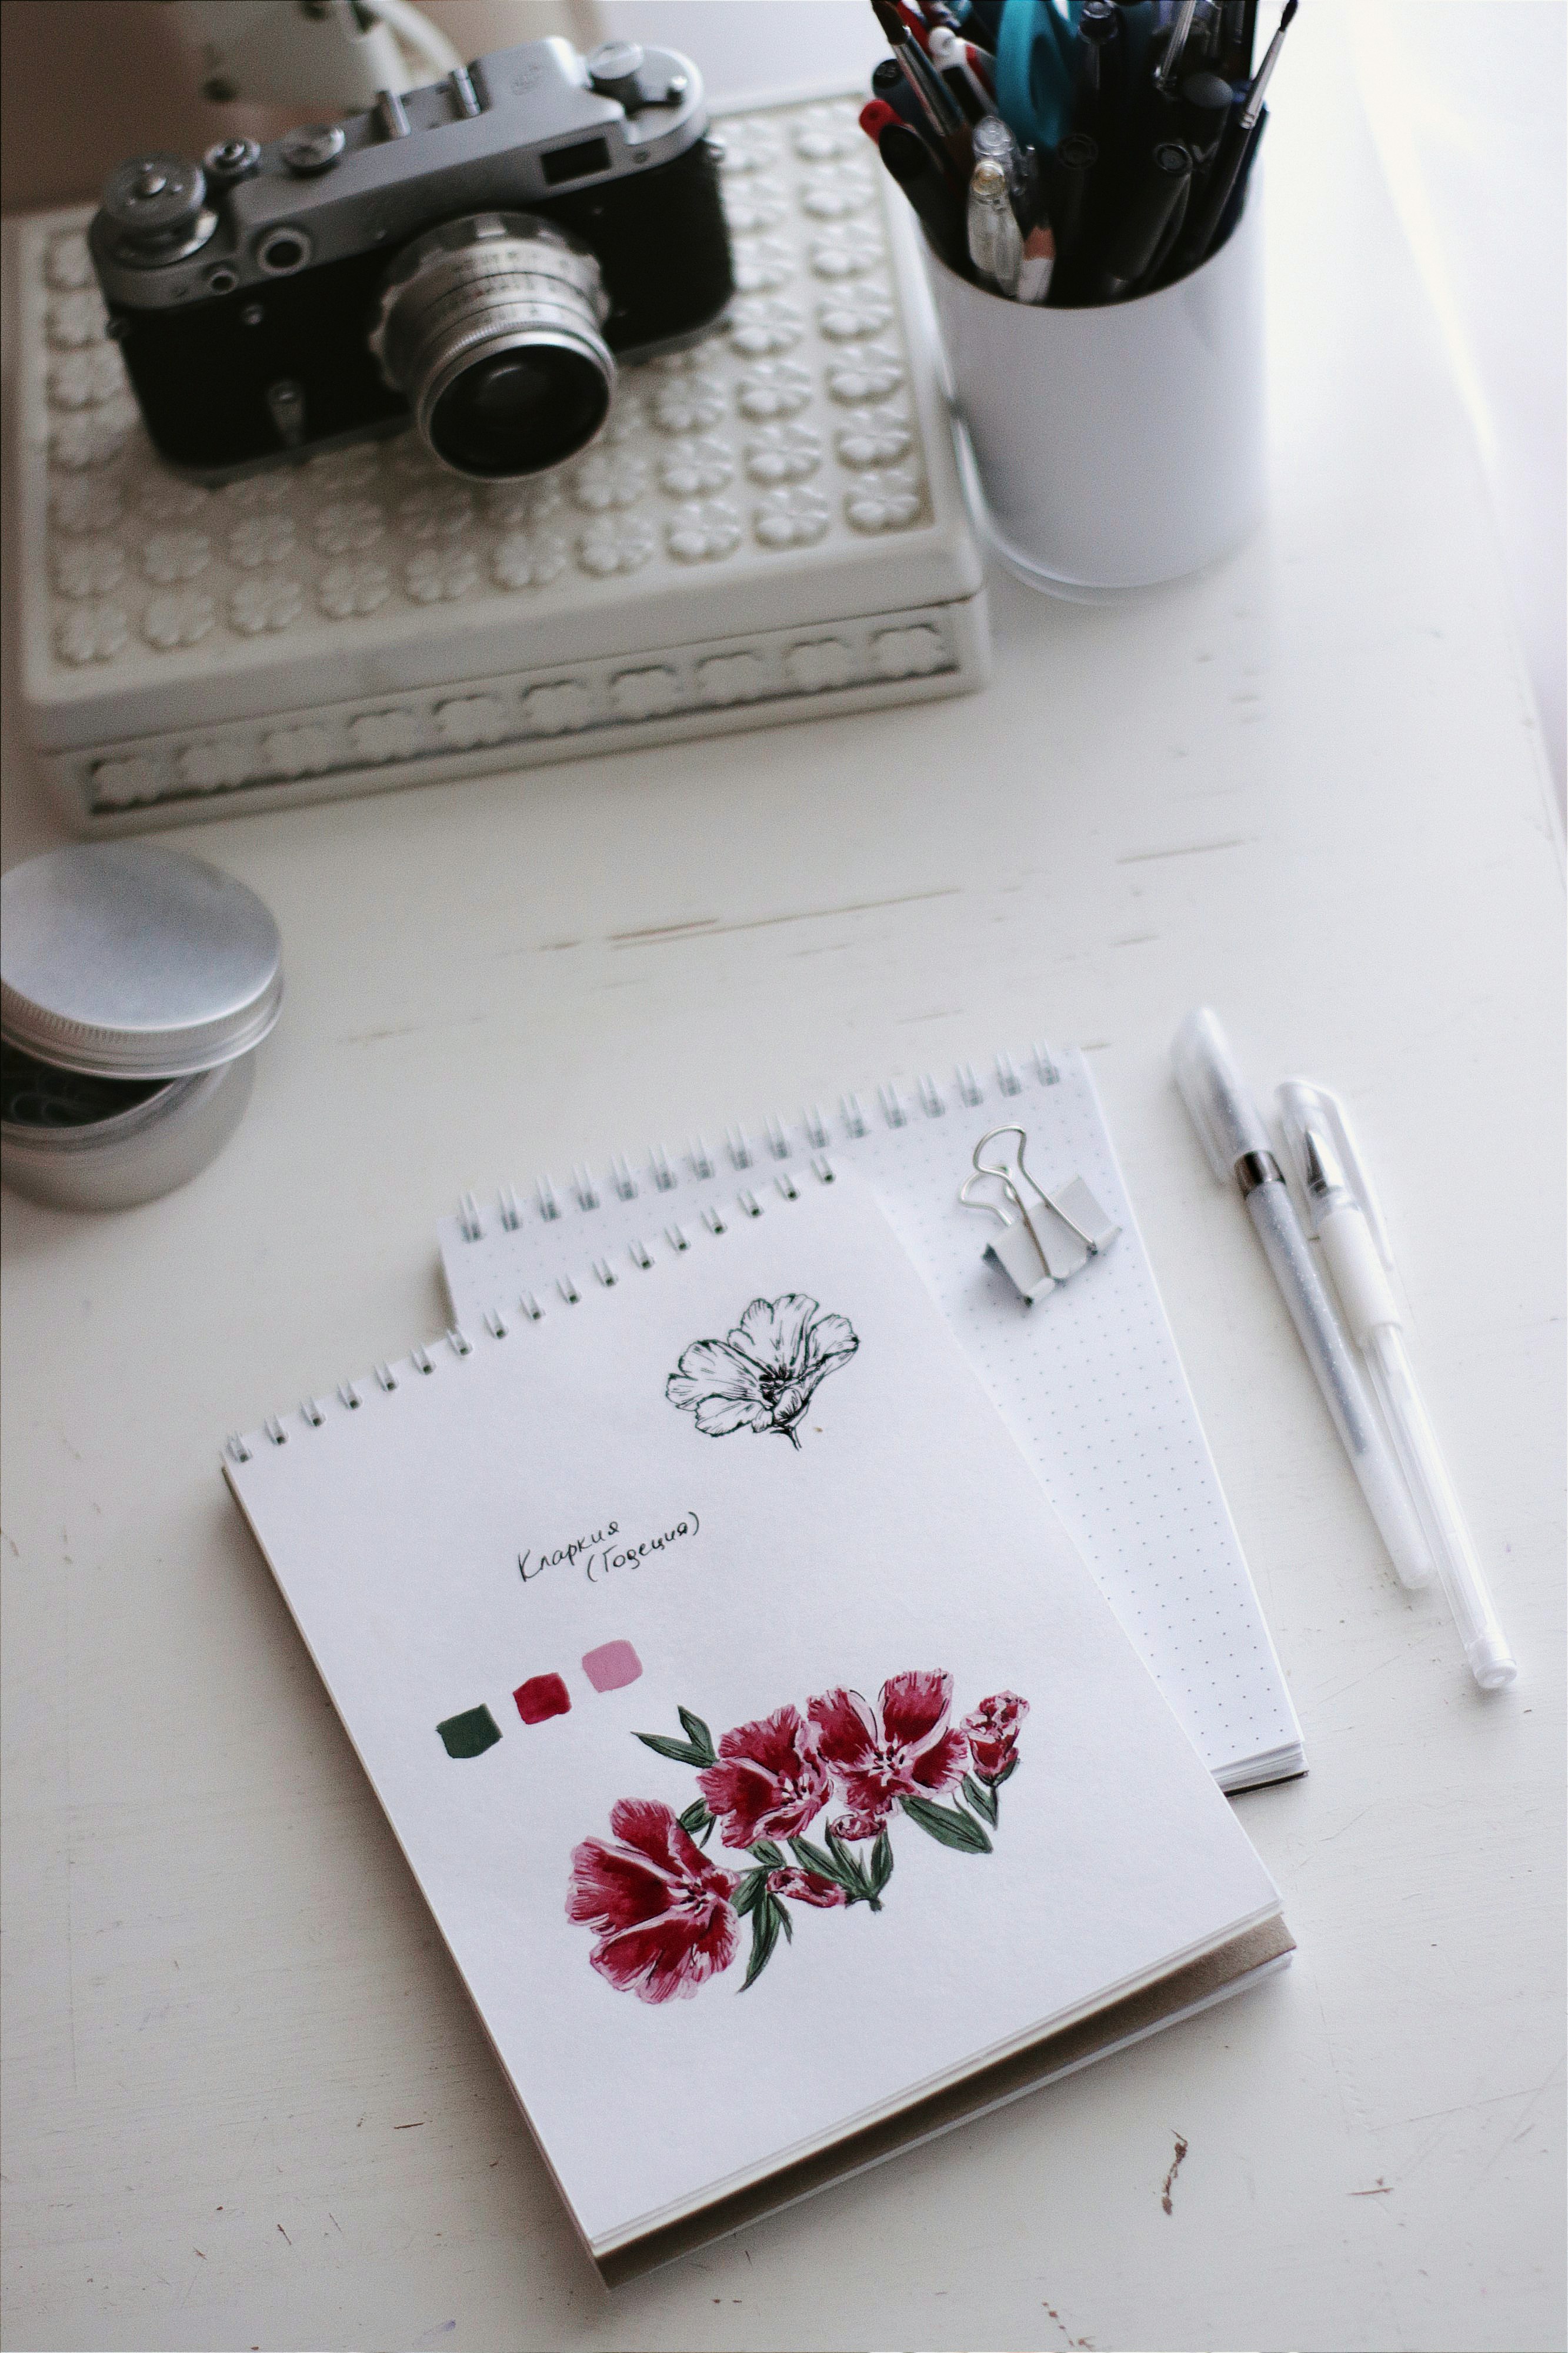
1173 1010 1433 1589
1276 1080 1517 1691
967 156 1023 296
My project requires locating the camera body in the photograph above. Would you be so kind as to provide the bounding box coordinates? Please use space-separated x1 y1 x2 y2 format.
89 38 732 482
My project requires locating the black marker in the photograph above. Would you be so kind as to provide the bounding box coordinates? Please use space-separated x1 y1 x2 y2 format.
1177 69 1238 168
1169 0 1295 274
1097 139 1193 299
878 121 966 266
872 54 929 134
1069 1 1127 158
1043 131 1100 306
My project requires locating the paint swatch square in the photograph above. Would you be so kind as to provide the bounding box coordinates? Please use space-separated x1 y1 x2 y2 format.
582 1639 642 1693
515 1672 571 1725
437 1704 501 1759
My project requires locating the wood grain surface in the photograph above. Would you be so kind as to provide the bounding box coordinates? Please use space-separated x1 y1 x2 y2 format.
2 6 1562 2348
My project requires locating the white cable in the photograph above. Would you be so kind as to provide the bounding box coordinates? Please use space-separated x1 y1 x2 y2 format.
357 0 463 78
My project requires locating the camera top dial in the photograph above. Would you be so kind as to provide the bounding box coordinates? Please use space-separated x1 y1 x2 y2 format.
100 155 218 267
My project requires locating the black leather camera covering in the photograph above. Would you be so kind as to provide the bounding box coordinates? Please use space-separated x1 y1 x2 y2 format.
106 139 733 478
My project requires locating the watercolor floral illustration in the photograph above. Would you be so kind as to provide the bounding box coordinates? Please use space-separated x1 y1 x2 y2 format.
567 1672 1029 2001
665 1293 858 1448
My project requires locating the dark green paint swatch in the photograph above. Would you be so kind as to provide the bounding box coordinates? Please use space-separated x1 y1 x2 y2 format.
437 1704 501 1759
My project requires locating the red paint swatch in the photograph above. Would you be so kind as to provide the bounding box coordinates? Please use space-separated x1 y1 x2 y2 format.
582 1639 642 1694
514 1672 571 1724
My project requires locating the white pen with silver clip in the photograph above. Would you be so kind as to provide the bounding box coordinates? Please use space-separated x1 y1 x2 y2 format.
1172 1010 1433 1591
1276 1080 1517 1691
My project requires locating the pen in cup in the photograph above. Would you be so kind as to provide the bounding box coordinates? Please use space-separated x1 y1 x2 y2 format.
870 54 930 135
1097 138 1192 299
1153 0 1202 94
1221 0 1260 80
877 122 966 264
1016 222 1055 302
971 110 1036 216
1173 1009 1434 1591
1170 0 1295 273
1276 1082 1518 1691
873 0 973 175
929 24 997 121
1069 1 1129 158
968 155 1023 293
1176 70 1239 171
859 96 902 148
1042 129 1099 305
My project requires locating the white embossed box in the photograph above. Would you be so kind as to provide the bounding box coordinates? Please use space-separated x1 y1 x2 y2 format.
14 94 989 834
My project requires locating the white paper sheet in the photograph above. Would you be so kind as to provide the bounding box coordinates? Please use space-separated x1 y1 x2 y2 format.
438 1049 1305 1789
228 1174 1279 2255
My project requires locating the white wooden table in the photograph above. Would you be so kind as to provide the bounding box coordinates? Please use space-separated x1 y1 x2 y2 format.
3 8 1563 2348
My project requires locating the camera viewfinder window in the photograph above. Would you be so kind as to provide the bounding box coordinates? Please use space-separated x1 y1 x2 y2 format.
541 138 611 187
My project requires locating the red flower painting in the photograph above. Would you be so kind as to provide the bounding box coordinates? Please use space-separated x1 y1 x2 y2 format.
697 1704 830 1848
809 1670 969 1835
567 1798 740 2004
569 1672 1029 1999
766 1865 847 1908
965 1691 1030 1784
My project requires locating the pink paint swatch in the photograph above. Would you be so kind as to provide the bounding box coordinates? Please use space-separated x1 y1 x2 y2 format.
582 1640 642 1694
515 1672 571 1725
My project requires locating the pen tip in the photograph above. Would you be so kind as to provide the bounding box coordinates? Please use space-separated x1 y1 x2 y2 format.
1280 0 1297 24
1301 1122 1343 1195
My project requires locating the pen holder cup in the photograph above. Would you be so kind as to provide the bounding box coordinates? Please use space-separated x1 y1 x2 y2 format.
922 186 1265 599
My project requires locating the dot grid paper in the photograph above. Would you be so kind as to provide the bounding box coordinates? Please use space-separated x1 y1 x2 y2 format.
16 96 987 834
436 1046 1305 1792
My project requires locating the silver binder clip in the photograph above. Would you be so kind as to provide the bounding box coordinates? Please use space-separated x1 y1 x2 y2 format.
962 1125 1120 1304
960 1171 1057 1304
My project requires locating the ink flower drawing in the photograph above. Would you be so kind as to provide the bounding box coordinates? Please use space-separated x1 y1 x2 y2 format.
567 1674 1030 2001
665 1292 858 1447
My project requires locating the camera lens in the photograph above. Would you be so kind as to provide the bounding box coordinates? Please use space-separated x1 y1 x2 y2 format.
429 348 609 476
371 215 614 481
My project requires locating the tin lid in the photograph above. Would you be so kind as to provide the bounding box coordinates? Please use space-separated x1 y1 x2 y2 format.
0 845 282 1078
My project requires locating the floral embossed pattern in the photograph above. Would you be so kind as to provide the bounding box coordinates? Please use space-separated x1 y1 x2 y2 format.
568 1674 1029 1999
665 1292 856 1446
27 87 969 798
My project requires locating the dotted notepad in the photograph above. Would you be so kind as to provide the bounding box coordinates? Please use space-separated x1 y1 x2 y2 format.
437 1045 1305 1791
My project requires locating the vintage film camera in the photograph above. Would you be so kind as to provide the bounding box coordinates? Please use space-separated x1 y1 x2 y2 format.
88 36 733 482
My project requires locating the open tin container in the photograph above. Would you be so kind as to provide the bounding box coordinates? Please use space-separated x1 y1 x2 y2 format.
1 844 282 1210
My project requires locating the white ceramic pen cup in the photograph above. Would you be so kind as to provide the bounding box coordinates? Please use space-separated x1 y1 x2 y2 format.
921 184 1265 599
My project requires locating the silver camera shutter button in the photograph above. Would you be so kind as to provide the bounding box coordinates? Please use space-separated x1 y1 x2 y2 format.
205 137 261 184
101 154 208 241
281 124 346 176
586 40 646 106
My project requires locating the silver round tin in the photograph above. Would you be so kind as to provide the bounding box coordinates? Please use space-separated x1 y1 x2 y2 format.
1 845 282 1211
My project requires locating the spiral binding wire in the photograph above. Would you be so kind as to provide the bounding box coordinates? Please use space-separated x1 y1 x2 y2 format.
227 1049 1069 1469
452 1048 1062 1248
223 1158 835 1468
